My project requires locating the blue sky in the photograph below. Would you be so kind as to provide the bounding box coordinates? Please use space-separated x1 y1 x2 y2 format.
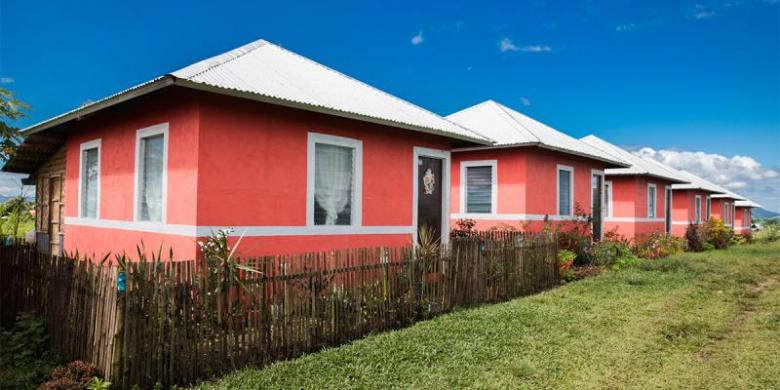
1 0 779 209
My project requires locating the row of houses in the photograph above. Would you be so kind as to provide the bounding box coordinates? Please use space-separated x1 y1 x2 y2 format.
3 39 761 259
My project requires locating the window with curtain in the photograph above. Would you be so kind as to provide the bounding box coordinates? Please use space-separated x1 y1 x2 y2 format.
706 197 711 221
80 147 99 218
558 168 572 215
138 134 165 222
695 196 702 223
647 185 656 218
604 182 612 217
465 166 493 213
314 143 354 225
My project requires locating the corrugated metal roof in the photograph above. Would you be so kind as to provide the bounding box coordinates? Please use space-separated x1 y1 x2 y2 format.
169 39 490 143
446 100 628 167
735 200 762 208
580 135 689 183
17 39 491 145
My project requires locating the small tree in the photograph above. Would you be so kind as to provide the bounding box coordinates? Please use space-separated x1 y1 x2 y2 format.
0 186 33 238
0 88 29 162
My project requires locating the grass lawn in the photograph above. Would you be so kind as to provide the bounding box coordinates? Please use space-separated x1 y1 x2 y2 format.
195 242 780 389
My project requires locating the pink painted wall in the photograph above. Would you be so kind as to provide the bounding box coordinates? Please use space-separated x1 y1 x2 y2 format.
670 189 713 237
63 89 202 259
604 175 672 238
709 197 738 226
734 207 752 233
450 146 609 232
60 88 454 260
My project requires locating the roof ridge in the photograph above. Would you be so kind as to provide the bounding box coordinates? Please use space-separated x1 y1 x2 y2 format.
172 39 269 80
490 101 541 143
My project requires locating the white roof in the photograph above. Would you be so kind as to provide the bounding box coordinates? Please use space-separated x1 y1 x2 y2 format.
21 39 490 145
446 101 628 166
580 135 689 183
735 200 762 208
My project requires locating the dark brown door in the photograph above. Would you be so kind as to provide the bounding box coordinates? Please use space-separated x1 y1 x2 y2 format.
665 187 672 233
591 173 603 240
417 157 443 242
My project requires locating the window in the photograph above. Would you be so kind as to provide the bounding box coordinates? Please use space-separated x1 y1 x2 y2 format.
733 203 737 226
307 133 362 226
461 160 496 214
705 197 711 221
695 195 702 224
605 181 612 217
724 202 731 226
79 140 101 218
647 184 657 218
557 165 574 216
135 124 168 223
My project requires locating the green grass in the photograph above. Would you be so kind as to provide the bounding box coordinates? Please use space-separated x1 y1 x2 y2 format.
194 243 780 389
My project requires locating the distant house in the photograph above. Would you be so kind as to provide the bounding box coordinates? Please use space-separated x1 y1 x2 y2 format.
735 200 761 234
580 135 689 238
2 39 491 259
709 189 746 228
445 101 628 236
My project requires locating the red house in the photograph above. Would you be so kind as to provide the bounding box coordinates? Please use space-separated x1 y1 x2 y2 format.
709 188 746 228
3 39 492 259
445 101 628 236
580 135 689 238
734 200 760 234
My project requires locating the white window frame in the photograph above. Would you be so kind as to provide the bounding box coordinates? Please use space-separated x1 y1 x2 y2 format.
460 160 497 214
133 123 169 223
695 195 702 224
557 164 574 216
78 139 101 219
306 132 363 228
647 183 657 218
604 180 613 218
724 202 732 226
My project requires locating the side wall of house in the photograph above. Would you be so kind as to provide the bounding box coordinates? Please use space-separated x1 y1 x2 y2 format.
671 189 711 237
450 147 609 232
34 146 67 254
734 207 751 233
195 94 452 256
62 89 202 259
605 176 670 238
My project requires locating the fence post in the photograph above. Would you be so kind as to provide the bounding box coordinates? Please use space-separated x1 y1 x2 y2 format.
110 265 127 385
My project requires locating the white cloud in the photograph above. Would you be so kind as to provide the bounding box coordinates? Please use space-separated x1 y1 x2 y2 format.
499 38 518 52
0 77 13 84
520 97 531 106
615 23 637 32
635 147 780 210
0 172 32 197
520 45 552 53
411 31 424 46
693 4 715 18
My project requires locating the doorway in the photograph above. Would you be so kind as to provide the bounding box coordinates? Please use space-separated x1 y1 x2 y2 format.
417 156 443 243
591 172 604 240
665 187 672 233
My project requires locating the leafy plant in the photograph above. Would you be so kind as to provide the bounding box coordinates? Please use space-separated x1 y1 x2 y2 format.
556 203 594 265
38 361 101 390
685 223 706 252
632 232 684 259
703 218 733 250
0 87 29 162
592 230 634 266
450 219 478 238
755 224 779 243
557 249 576 281
86 377 110 390
0 313 61 390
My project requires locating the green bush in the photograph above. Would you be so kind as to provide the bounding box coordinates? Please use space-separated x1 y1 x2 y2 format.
557 249 576 281
685 223 706 252
592 230 634 266
704 218 733 249
0 313 61 390
755 224 779 243
632 232 685 259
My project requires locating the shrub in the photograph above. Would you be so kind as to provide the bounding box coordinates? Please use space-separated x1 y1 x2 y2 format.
704 218 733 249
0 313 61 390
38 361 101 390
592 230 634 266
755 224 779 243
632 232 685 259
732 232 753 245
556 203 594 265
450 218 477 238
557 249 576 281
685 223 706 252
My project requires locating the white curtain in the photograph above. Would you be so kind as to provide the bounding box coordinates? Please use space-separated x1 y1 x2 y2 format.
140 135 164 222
314 143 353 225
559 170 571 215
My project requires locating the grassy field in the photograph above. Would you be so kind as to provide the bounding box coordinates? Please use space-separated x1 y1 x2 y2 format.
195 242 780 389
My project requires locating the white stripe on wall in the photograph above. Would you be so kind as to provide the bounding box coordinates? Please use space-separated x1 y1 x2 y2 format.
64 217 415 237
605 217 666 223
450 213 587 222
